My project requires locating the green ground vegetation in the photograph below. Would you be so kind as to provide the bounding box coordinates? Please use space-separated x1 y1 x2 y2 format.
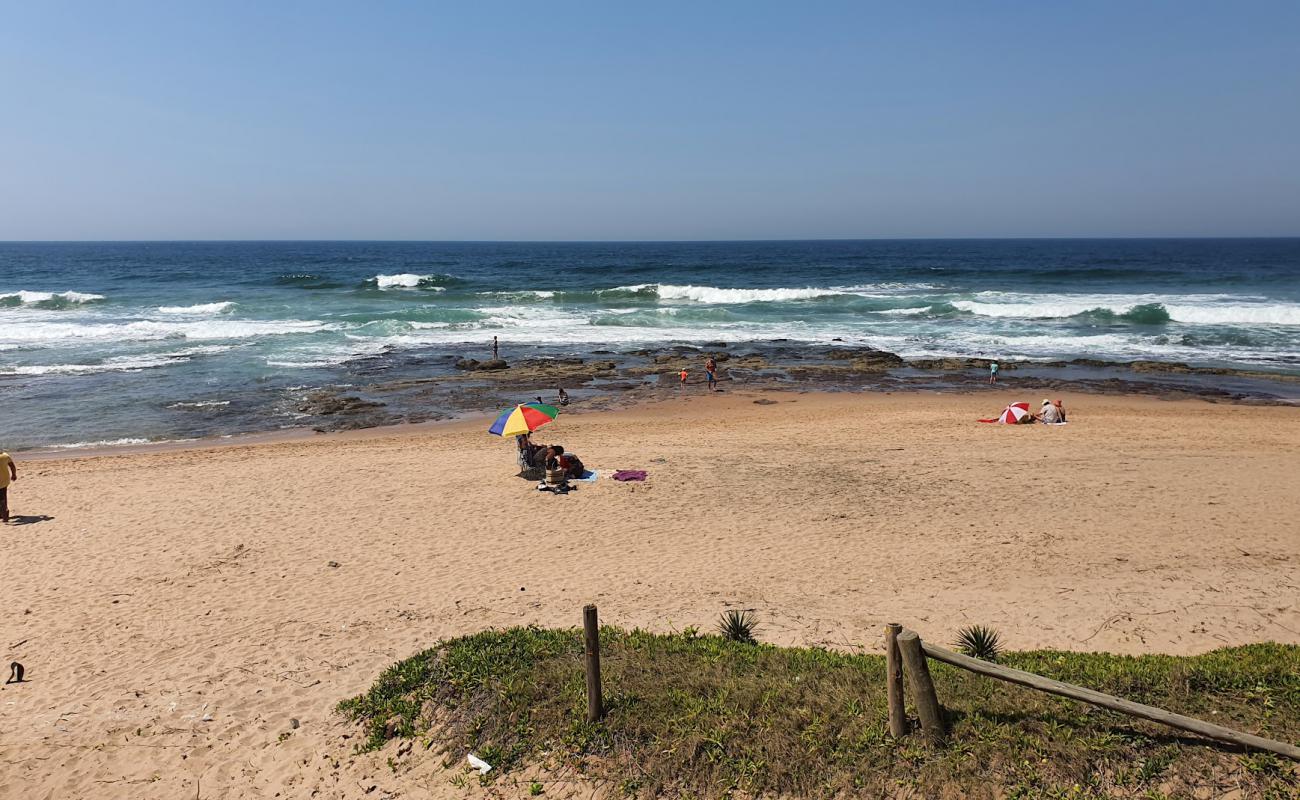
338 626 1299 798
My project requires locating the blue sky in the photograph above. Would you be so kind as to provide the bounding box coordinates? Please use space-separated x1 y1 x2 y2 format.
2 2 1298 240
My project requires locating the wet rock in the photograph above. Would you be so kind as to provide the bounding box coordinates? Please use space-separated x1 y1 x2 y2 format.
908 357 1008 371
520 357 583 367
455 358 508 371
297 391 386 416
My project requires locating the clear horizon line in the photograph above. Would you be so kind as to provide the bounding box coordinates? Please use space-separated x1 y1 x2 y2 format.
3 235 1300 244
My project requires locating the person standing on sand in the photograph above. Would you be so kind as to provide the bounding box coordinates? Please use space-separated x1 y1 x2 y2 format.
989 361 999 384
679 368 688 391
0 449 16 523
705 357 718 392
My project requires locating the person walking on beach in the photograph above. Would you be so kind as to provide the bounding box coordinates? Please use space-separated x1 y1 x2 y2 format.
0 449 16 523
492 336 499 360
989 361 999 384
679 368 688 391
705 357 718 392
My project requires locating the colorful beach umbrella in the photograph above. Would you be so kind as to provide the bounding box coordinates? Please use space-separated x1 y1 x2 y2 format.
488 402 559 437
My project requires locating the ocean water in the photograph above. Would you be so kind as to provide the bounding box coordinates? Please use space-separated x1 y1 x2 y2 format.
2 239 1298 449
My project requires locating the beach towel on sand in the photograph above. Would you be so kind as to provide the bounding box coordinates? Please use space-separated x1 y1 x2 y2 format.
612 470 648 482
571 470 600 482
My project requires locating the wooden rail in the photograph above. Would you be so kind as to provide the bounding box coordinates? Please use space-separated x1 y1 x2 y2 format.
916 634 1300 761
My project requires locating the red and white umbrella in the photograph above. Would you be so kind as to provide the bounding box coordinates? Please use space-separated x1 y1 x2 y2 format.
979 402 1031 424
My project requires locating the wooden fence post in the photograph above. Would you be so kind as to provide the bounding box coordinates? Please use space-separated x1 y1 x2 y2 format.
885 623 909 738
583 604 604 722
897 629 945 744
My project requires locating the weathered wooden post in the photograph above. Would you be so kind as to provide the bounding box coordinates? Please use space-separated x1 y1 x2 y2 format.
897 629 945 744
583 604 604 722
885 622 909 737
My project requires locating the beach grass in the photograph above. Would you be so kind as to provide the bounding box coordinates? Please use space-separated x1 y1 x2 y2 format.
338 627 1299 798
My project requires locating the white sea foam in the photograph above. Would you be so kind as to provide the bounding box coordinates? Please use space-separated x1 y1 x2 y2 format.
952 293 1300 326
0 319 335 346
1163 304 1300 326
621 284 845 303
373 273 447 290
46 438 152 450
266 337 393 369
479 290 556 300
3 357 176 376
167 400 231 409
0 290 106 305
602 283 942 304
266 360 336 368
1 345 236 376
157 301 235 314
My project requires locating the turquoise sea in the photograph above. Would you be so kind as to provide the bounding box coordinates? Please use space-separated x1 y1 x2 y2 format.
2 239 1298 449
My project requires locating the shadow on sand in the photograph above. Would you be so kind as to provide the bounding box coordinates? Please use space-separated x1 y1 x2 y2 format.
6 515 54 526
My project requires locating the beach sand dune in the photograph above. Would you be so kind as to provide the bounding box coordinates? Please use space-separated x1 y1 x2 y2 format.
1 391 1297 798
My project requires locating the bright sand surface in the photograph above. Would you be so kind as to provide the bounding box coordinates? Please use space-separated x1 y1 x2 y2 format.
2 389 1298 798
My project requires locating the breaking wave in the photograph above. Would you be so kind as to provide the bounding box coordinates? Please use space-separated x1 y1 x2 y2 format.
370 273 455 290
0 290 106 308
616 284 844 303
0 319 334 346
952 295 1300 326
158 301 236 314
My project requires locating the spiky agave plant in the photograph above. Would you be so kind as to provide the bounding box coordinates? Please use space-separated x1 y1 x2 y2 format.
717 609 759 644
954 625 1002 661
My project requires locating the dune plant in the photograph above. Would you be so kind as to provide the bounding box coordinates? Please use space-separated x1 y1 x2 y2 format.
717 609 759 644
955 625 1002 661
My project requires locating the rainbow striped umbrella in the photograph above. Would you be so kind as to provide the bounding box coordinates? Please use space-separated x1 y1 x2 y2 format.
488 402 559 437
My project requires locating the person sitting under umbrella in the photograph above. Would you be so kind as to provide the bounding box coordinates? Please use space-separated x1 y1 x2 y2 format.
545 445 586 479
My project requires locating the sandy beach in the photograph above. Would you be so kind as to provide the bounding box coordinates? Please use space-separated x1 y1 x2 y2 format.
2 388 1298 798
